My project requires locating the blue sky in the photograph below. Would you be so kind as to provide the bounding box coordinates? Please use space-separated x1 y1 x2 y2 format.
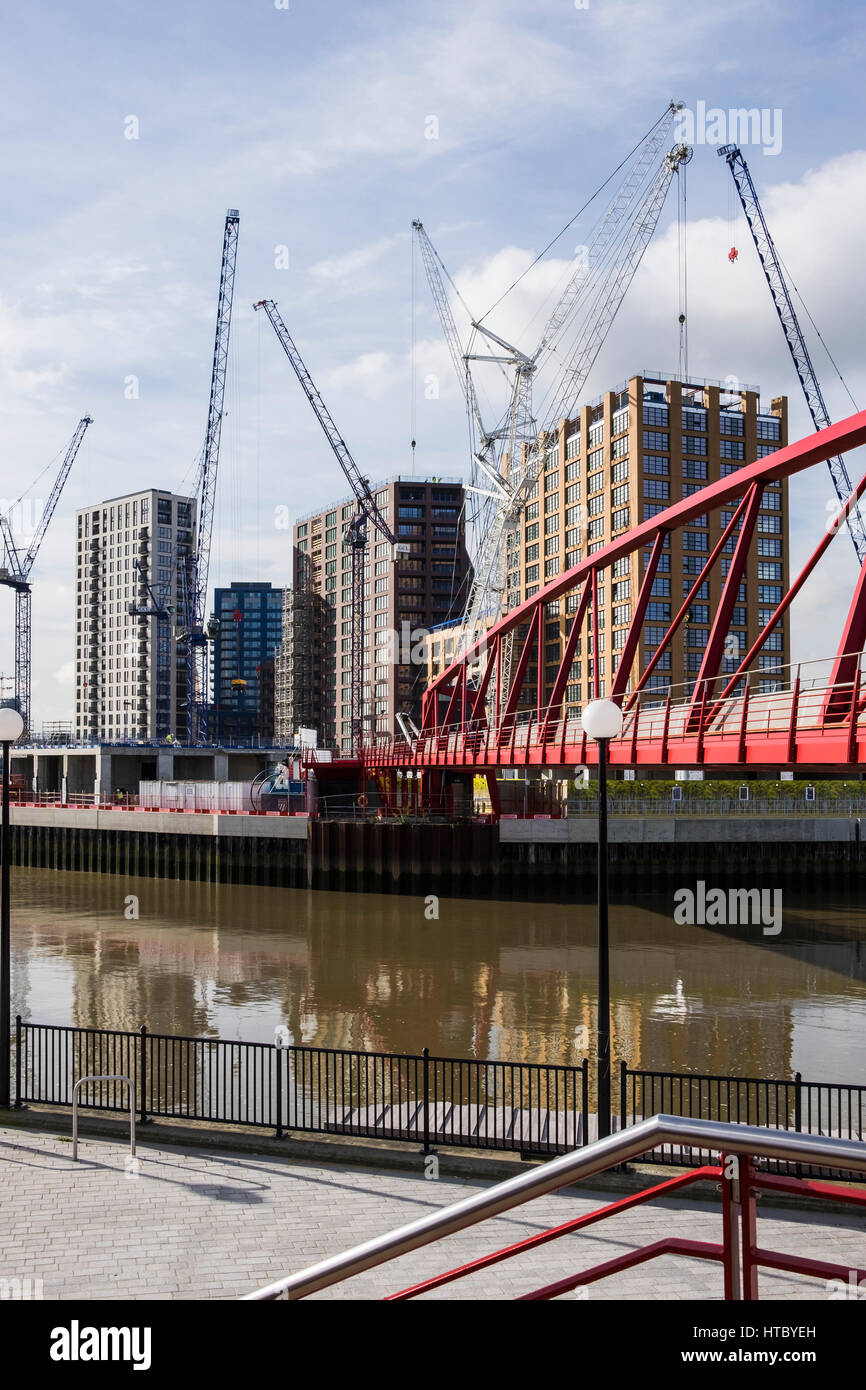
1 0 865 723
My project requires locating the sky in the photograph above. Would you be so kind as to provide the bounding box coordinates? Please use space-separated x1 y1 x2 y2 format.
0 0 864 726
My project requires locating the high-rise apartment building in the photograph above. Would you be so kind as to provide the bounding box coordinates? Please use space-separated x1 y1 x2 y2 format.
429 373 789 710
292 476 470 750
210 581 284 741
74 490 196 742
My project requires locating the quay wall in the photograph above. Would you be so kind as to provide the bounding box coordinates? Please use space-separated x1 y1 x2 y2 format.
4 807 864 899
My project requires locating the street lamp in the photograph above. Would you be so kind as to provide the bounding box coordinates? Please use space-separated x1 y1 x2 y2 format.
582 697 623 1140
0 706 24 1108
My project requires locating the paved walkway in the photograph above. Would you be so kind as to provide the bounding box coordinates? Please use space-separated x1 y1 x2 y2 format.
1 1127 862 1300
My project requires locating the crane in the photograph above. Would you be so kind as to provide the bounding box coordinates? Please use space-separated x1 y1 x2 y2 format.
178 208 240 743
718 144 865 563
254 298 398 747
413 104 691 680
0 415 93 736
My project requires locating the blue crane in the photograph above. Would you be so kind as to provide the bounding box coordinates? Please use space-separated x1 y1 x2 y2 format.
719 144 865 562
180 209 240 743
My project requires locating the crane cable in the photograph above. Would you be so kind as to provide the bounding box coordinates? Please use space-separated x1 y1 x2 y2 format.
475 103 675 328
677 156 689 380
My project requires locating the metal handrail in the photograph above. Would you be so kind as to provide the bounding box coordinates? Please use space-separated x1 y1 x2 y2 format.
244 1114 866 1300
72 1074 136 1162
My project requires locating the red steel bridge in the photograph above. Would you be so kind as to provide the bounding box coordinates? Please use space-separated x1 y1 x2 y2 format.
326 408 866 803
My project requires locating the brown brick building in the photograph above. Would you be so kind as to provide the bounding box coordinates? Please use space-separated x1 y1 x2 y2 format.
429 373 789 711
291 476 470 750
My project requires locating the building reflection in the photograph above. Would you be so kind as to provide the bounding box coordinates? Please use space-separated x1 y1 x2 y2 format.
9 868 866 1082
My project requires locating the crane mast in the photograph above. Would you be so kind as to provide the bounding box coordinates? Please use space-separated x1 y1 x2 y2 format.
0 415 93 736
182 208 240 744
413 105 690 690
255 298 396 747
462 138 691 695
719 144 865 563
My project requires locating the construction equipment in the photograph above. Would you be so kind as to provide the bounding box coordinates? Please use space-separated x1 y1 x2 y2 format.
719 144 865 563
254 298 398 747
178 209 240 743
0 415 93 735
413 105 691 692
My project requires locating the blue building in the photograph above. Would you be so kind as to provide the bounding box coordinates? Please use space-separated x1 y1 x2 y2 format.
211 582 284 742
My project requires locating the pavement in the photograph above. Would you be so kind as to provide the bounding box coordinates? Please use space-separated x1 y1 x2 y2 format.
1 1125 863 1301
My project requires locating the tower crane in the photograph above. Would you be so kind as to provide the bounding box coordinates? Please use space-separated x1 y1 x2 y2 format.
254 298 399 748
719 144 865 563
178 208 240 743
0 415 93 736
413 103 691 680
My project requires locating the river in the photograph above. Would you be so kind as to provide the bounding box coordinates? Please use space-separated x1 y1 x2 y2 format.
9 867 866 1083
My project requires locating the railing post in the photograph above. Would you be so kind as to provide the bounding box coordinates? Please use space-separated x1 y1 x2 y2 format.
581 1058 589 1147
422 1047 430 1156
139 1024 148 1125
14 1014 21 1108
721 1153 743 1300
620 1059 627 1133
740 1155 759 1300
794 1071 803 1179
275 1043 283 1140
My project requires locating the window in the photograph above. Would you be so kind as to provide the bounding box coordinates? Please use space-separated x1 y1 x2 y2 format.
565 433 580 460
612 508 629 531
588 448 604 471
762 492 782 510
720 412 744 436
759 584 783 604
683 459 708 480
720 439 745 459
526 564 539 583
611 579 630 602
612 483 630 507
611 435 629 459
646 602 671 621
611 460 629 483
758 537 782 557
764 631 784 651
685 580 709 600
643 431 669 451
643 478 669 499
525 521 540 541
545 470 560 491
756 444 779 458
588 494 605 517
587 518 604 540
643 503 665 520
588 470 604 494
684 532 708 551
643 403 669 427
758 562 783 581
683 556 705 575
612 406 630 436
757 417 781 441
683 407 707 431
652 577 670 597
565 483 581 504
644 455 669 475
758 513 782 533
566 460 580 482
683 434 707 455
525 543 539 563
544 513 560 535
588 421 604 448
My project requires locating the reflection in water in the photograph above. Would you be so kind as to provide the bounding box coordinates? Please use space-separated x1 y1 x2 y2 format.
10 868 866 1083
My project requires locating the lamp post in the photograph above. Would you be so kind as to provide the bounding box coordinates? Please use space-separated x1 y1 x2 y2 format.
0 706 24 1108
582 697 623 1140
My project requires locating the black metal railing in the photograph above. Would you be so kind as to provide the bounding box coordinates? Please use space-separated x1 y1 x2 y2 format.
620 1064 866 1177
11 1019 864 1173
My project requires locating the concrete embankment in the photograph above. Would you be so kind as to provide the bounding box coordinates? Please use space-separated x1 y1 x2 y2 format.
5 806 863 899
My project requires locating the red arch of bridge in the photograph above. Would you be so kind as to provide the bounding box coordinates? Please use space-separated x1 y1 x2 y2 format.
358 406 866 778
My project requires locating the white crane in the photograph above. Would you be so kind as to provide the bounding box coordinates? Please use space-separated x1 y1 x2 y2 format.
413 104 691 694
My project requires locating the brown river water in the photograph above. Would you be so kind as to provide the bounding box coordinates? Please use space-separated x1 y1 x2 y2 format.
9 867 866 1083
